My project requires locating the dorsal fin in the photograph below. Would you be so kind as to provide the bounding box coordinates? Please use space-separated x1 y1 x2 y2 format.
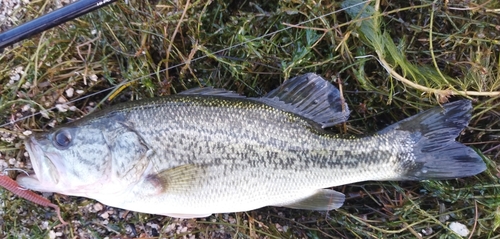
178 87 244 98
254 73 350 128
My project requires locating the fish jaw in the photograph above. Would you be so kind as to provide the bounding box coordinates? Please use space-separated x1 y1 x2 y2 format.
18 137 62 192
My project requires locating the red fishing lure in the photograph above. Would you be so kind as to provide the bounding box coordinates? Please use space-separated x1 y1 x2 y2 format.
0 174 66 225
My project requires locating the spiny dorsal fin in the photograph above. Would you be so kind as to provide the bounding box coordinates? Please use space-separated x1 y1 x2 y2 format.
178 87 245 98
254 73 350 128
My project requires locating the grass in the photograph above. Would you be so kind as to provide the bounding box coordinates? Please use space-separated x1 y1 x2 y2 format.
0 0 499 238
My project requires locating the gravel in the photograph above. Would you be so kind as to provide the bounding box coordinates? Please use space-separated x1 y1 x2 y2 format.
0 0 76 32
0 0 27 31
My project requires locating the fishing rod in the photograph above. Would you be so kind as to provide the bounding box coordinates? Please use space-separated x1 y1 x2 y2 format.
0 0 118 50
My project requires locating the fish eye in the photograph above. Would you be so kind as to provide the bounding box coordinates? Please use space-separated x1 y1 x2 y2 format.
53 129 72 148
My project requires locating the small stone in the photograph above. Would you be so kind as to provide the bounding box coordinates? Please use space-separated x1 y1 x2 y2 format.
48 120 56 128
100 211 109 219
21 81 31 89
65 88 74 97
275 223 283 231
57 96 67 103
10 74 20 82
22 130 32 136
449 222 469 236
165 223 176 233
14 66 23 73
21 104 30 112
55 104 68 112
41 221 49 229
93 203 104 212
421 227 433 236
49 230 56 239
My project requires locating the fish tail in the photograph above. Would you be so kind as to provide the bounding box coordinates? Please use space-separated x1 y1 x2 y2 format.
380 100 486 180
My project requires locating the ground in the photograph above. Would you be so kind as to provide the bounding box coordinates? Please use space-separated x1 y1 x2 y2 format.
0 0 499 238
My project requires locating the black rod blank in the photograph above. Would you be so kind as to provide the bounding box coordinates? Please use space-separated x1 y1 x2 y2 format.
0 0 118 50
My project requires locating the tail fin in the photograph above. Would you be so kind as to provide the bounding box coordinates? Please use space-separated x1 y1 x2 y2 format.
380 100 486 180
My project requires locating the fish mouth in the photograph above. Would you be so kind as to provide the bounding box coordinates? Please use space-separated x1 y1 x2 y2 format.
17 136 61 192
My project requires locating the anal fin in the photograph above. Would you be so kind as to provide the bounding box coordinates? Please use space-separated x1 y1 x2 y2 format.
278 189 345 211
162 213 213 218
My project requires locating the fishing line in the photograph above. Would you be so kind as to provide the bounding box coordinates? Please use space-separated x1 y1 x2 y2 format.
2 168 30 176
1 0 372 128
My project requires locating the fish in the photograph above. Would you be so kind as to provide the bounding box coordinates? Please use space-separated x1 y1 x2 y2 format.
17 73 486 218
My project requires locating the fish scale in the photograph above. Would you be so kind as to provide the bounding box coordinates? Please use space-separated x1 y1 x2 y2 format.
18 73 486 218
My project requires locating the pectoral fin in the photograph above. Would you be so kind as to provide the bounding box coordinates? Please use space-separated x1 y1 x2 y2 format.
278 189 345 211
145 164 207 194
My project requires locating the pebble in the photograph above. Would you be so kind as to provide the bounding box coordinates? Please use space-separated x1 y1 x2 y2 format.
93 203 104 212
48 230 63 239
55 104 69 112
48 230 56 239
57 96 67 103
48 120 56 128
9 73 20 82
21 104 30 112
41 221 49 230
100 211 109 219
90 74 98 82
65 88 75 97
449 222 469 236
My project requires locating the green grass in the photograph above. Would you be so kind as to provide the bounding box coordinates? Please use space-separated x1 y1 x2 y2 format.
1 0 499 238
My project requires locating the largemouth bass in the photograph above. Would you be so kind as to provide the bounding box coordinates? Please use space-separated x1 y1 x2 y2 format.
17 73 486 218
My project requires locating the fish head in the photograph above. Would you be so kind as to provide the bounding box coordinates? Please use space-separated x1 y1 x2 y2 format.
18 126 113 195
